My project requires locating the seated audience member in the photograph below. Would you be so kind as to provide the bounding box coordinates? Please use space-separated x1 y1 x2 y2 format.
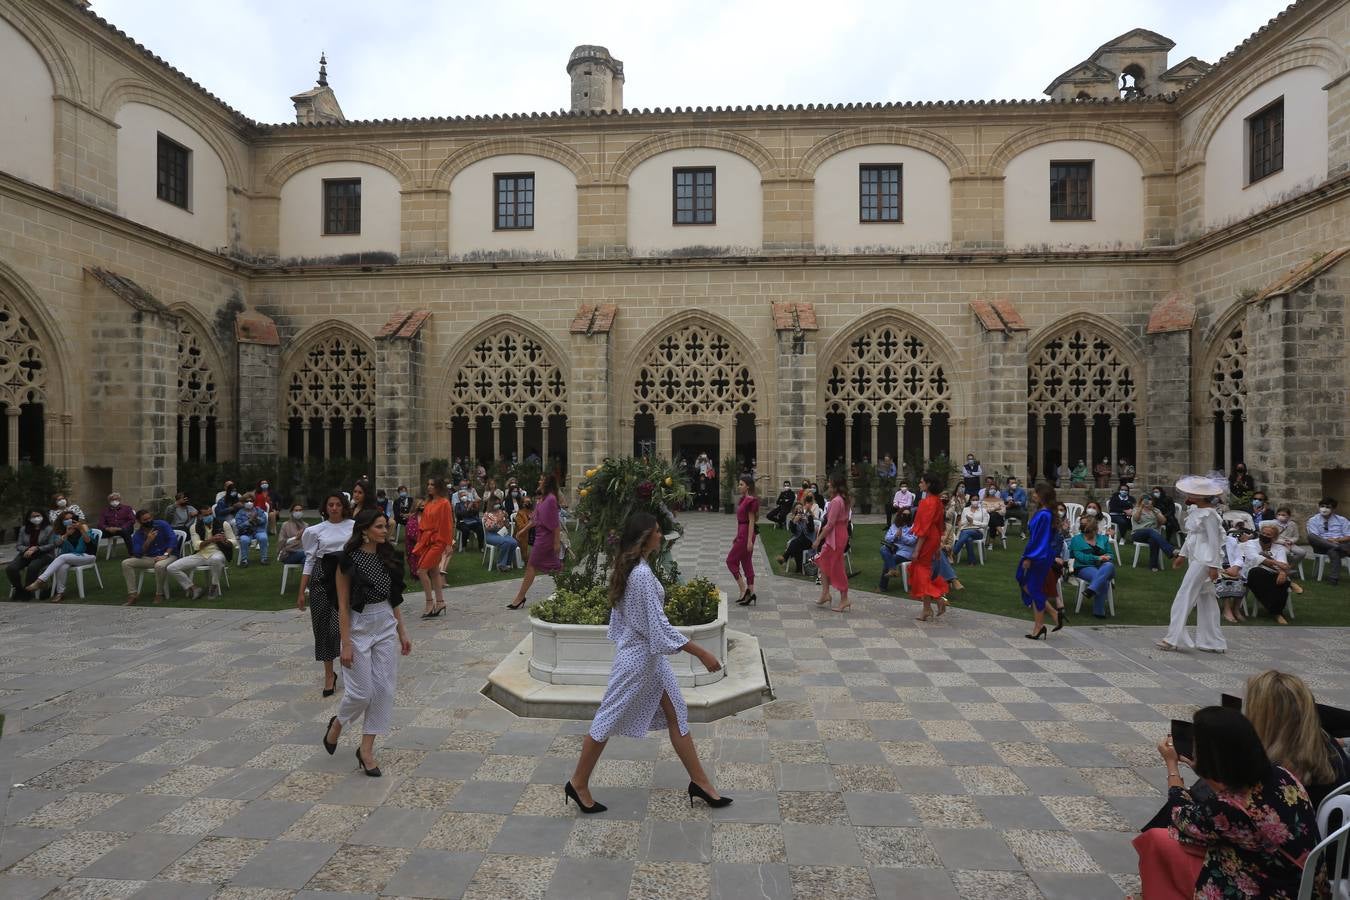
215 480 243 518
892 481 916 516
1117 458 1135 482
1244 670 1350 810
48 492 85 525
1001 477 1027 522
1307 496 1350 585
1069 514 1115 618
25 512 95 603
1216 527 1250 624
278 504 308 564
1272 506 1309 566
393 485 413 528
1130 497 1177 571
168 510 235 600
164 492 197 530
1147 485 1182 543
7 510 55 601
1083 500 1106 525
373 488 393 520
877 454 897 478
980 483 1006 542
767 480 796 527
951 495 989 565
1229 461 1256 498
1093 457 1112 489
1070 459 1089 487
1133 706 1325 900
1240 522 1301 624
810 482 825 508
481 500 521 572
512 496 533 549
254 479 278 533
233 498 270 566
1106 480 1134 537
1052 502 1072 559
481 478 504 507
97 493 137 545
454 488 484 551
878 508 917 591
776 498 820 572
1248 489 1275 524
121 509 177 605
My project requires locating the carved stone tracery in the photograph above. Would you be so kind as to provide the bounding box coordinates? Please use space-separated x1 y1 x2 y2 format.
285 332 376 423
450 330 567 420
1208 324 1246 417
177 321 218 420
823 326 950 417
0 297 47 409
633 324 756 417
1028 328 1137 417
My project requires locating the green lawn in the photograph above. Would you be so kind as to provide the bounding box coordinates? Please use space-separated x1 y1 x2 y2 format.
759 523 1349 627
8 540 523 612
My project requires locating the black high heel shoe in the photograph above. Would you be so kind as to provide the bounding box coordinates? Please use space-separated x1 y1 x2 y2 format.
355 746 381 778
736 589 757 606
564 781 607 814
322 673 337 698
1025 626 1047 641
688 781 733 808
1052 608 1067 632
321 716 339 755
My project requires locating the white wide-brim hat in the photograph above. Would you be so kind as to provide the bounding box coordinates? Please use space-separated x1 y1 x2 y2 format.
1175 475 1225 497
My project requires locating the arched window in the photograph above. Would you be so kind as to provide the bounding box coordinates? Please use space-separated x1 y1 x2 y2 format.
822 324 951 471
0 295 47 466
1209 323 1246 473
284 331 376 461
1027 327 1138 483
448 328 567 468
177 321 218 462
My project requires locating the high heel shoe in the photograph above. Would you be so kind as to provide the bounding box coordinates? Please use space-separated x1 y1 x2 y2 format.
322 673 338 698
321 716 339 755
355 747 381 777
1025 626 1047 640
564 781 607 814
688 781 733 808
737 592 757 607
1052 609 1066 632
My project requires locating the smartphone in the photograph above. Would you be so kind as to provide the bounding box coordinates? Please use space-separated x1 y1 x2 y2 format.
1317 703 1350 739
1170 719 1195 761
1221 693 1243 710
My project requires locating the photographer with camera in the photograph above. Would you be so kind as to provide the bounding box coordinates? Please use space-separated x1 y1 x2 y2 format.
775 496 821 573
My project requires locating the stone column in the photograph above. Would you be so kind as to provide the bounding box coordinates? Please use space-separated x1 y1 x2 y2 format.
1144 291 1196 490
5 407 20 467
968 300 1029 481
567 304 617 486
235 311 282 465
375 311 431 495
772 303 818 484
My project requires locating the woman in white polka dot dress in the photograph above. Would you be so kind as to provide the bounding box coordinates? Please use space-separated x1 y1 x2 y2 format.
565 512 732 813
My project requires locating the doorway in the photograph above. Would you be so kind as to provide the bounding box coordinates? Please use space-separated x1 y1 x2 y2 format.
672 424 720 511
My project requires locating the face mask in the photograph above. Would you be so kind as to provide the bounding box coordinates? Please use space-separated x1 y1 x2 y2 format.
291 510 304 519
30 516 43 525
244 503 255 511
398 492 407 498
1151 491 1161 498
1253 500 1264 509
61 519 74 529
1320 506 1332 516
140 521 153 529
202 515 214 524
110 500 121 508
56 499 67 508
1120 491 1128 498
260 484 269 491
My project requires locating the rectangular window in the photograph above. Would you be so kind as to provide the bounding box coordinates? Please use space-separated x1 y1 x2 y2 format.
1248 98 1284 184
1049 161 1093 221
322 178 362 235
859 164 902 222
156 134 190 210
673 167 716 224
494 172 536 230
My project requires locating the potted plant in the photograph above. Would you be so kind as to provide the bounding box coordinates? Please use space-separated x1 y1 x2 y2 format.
852 461 875 514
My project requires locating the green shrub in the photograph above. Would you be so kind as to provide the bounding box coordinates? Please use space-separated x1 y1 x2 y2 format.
532 574 720 627
721 455 739 513
852 462 875 513
0 463 71 525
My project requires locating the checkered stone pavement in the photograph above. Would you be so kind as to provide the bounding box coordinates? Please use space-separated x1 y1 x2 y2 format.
1 513 1347 898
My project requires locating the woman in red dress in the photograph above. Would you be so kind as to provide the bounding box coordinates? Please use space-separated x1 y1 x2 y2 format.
909 471 950 621
412 478 454 618
811 475 852 613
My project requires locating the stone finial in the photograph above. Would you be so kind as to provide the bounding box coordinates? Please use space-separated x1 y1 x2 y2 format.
567 45 624 112
318 52 329 87
291 51 346 125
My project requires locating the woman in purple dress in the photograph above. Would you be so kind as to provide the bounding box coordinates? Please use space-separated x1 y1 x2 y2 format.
507 472 563 610
566 512 731 814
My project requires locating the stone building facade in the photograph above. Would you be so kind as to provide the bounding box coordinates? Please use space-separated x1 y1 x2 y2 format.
0 0 1347 511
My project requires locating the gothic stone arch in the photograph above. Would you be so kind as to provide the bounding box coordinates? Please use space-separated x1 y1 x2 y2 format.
1198 313 1248 474
175 314 220 462
281 324 377 461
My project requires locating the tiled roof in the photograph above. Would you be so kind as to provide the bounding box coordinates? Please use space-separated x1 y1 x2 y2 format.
86 267 168 313
569 303 617 335
1252 246 1350 304
377 309 432 339
1146 290 1195 334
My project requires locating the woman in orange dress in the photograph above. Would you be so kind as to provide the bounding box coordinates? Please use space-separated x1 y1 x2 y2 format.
811 475 852 613
413 477 454 618
909 471 950 621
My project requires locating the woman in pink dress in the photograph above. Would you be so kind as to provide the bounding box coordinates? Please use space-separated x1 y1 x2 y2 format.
811 474 851 612
507 472 563 610
728 475 760 606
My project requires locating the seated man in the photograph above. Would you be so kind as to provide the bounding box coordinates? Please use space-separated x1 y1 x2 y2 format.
892 481 916 516
1272 506 1309 566
168 510 235 599
214 480 242 519
951 496 989 565
1001 477 1028 526
1130 497 1177 571
878 508 917 591
454 489 485 551
1307 496 1350 585
1240 522 1300 624
121 509 177 605
1069 514 1116 618
97 492 137 548
767 480 796 526
480 501 521 571
234 499 270 566
1107 480 1135 537
164 492 197 530
877 454 897 479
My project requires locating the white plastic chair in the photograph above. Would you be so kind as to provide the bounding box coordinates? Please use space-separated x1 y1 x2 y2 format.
900 560 911 592
1299 818 1350 900
1315 554 1350 582
1064 503 1085 528
101 533 125 560
56 528 104 600
483 543 524 571
280 563 302 595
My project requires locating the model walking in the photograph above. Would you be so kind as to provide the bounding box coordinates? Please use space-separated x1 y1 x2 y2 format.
728 475 760 606
507 472 563 610
565 512 730 813
321 509 412 777
908 472 950 621
1016 481 1063 639
297 493 355 697
1158 474 1227 653
413 477 454 618
811 475 851 612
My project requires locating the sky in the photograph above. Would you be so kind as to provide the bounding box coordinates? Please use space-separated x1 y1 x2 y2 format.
94 0 1296 123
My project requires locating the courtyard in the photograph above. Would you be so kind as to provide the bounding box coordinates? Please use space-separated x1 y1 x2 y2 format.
1 513 1347 899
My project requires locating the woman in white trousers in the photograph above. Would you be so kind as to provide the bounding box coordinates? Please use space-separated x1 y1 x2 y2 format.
1157 475 1227 653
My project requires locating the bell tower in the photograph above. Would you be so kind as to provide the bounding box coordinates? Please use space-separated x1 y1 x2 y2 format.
291 53 347 125
567 45 624 112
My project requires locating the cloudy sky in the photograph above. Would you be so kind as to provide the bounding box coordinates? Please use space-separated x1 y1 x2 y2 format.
95 0 1294 123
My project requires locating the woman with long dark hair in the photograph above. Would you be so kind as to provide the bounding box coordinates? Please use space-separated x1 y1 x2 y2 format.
297 492 354 697
412 477 453 618
321 509 411 778
1016 481 1062 640
810 474 851 612
565 512 729 814
908 472 949 621
728 475 760 606
507 472 563 610
350 478 380 514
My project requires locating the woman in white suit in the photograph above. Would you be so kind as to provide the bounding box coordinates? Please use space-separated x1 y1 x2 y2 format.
1157 474 1227 653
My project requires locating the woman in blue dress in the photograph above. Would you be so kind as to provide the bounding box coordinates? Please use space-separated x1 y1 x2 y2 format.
1016 480 1064 640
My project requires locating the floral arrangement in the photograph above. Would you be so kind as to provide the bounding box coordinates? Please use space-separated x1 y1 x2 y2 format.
567 455 690 586
532 576 720 628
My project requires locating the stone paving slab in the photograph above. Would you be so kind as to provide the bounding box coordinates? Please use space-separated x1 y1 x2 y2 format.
1 513 1347 898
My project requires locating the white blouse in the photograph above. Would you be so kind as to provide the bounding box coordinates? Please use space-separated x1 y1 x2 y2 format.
301 518 355 576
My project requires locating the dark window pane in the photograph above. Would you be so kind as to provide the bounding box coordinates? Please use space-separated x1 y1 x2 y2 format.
494 173 536 229
1248 99 1284 183
156 134 190 209
859 164 901 222
1049 161 1093 221
673 167 716 224
322 178 362 235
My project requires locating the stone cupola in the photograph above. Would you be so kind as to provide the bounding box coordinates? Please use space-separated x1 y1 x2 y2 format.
291 53 347 125
567 45 624 112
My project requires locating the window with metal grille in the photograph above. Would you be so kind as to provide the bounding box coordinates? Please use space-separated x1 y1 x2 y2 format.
322 178 361 235
494 173 535 230
1049 161 1093 221
156 134 190 209
673 167 716 224
1248 98 1284 184
859 164 902 222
